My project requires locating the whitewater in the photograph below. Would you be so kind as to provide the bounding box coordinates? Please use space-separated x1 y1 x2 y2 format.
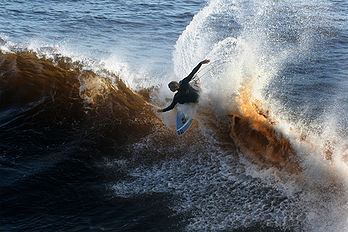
0 0 347 231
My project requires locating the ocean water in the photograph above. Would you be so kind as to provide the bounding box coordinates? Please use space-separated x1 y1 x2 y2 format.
0 0 347 231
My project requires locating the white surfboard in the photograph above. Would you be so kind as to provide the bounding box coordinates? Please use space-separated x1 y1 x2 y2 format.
176 111 193 136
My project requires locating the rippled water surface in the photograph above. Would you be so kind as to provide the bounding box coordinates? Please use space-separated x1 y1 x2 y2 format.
0 0 347 231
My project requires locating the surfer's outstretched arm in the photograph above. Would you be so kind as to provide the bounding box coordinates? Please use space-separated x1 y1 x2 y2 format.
181 59 210 85
158 96 178 112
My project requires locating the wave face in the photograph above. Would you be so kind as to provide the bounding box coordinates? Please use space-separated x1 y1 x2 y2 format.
0 50 168 231
0 0 347 231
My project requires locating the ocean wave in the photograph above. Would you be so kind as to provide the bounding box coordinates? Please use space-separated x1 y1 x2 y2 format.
0 47 343 173
1 43 347 231
0 50 160 156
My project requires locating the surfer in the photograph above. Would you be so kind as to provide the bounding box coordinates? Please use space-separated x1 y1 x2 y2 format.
157 59 210 113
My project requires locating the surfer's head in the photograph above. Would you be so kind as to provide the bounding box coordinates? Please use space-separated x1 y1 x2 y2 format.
168 81 179 92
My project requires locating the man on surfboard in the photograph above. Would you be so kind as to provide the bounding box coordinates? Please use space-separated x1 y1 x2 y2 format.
157 59 210 113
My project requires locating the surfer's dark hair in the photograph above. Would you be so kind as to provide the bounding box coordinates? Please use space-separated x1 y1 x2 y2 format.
168 81 179 89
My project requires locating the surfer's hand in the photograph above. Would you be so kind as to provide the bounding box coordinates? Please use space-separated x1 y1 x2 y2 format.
201 59 210 64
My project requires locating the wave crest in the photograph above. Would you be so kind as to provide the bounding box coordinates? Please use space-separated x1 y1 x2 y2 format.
0 50 159 151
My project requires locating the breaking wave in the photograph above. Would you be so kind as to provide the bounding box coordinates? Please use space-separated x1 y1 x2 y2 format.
1 0 347 229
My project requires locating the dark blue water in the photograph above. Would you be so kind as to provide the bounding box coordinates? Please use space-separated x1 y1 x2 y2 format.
0 0 347 231
1 0 204 75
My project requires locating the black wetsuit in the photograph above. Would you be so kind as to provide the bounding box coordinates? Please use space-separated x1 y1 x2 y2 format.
162 62 202 112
